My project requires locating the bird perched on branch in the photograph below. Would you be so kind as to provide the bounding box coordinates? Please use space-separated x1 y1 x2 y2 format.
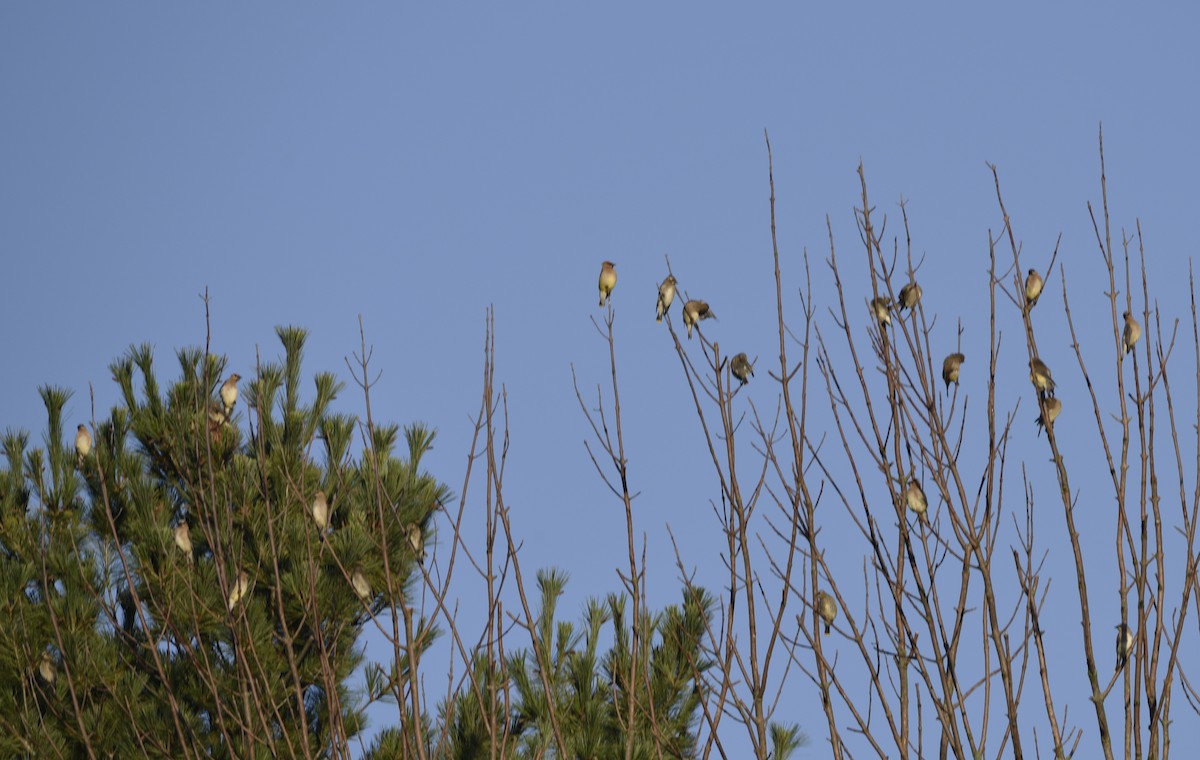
174 521 193 563
1025 269 1044 309
1115 623 1134 671
1123 311 1141 355
598 261 617 306
898 282 922 312
310 490 330 532
942 353 965 390
905 479 928 519
227 570 251 611
1035 397 1062 436
816 590 838 635
731 353 754 386
351 569 371 600
220 373 241 417
75 424 92 462
38 653 57 685
1029 358 1055 397
406 524 425 564
870 297 892 328
656 274 677 322
682 300 715 339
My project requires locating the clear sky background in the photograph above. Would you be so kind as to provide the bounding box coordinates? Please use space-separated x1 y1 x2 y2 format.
3 3 1199 756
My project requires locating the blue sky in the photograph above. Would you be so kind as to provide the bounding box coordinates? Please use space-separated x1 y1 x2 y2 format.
3 4 1198 756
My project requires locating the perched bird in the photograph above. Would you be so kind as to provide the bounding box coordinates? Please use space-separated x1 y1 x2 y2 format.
174 521 194 562
905 479 928 519
406 524 425 563
682 300 715 339
730 353 754 386
1029 358 1055 397
227 570 251 611
942 353 965 390
1035 397 1062 436
1115 623 1134 671
898 282 922 312
38 652 56 685
870 297 892 328
75 424 92 461
598 261 617 306
351 569 371 600
207 403 228 427
220 373 242 417
656 274 677 322
1025 269 1044 309
310 490 330 532
816 590 838 635
1123 311 1142 355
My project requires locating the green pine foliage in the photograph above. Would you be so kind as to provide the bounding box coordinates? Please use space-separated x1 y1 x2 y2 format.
424 570 715 760
0 327 445 757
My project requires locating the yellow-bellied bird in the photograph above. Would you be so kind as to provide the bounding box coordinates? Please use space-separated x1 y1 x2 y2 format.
905 479 928 519
1029 358 1055 397
1025 269 1044 309
682 300 715 339
227 570 251 611
898 282 922 312
942 353 965 390
75 424 92 461
656 274 677 322
870 297 892 328
731 353 754 385
406 524 425 564
310 490 330 532
598 261 617 306
1035 397 1062 436
220 373 241 417
175 521 193 563
1115 623 1134 671
1123 311 1141 355
816 590 838 635
38 653 56 685
351 569 371 600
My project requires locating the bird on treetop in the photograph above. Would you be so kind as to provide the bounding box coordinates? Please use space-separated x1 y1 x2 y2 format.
598 261 617 306
656 274 677 322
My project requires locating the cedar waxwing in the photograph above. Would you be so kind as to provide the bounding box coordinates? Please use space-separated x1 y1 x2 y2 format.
682 300 715 339
1029 358 1055 397
656 274 677 322
870 297 892 328
1025 269 1044 309
1035 397 1062 436
1123 311 1142 355
598 261 617 306
227 570 251 611
905 479 928 518
38 652 56 685
207 403 228 426
898 282 922 312
1115 623 1134 671
351 569 371 600
406 524 425 563
942 353 965 390
207 403 228 439
75 424 92 460
816 590 838 635
220 374 241 417
174 521 194 562
310 490 330 532
730 353 754 386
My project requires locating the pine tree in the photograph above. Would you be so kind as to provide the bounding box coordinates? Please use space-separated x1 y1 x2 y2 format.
0 327 447 757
